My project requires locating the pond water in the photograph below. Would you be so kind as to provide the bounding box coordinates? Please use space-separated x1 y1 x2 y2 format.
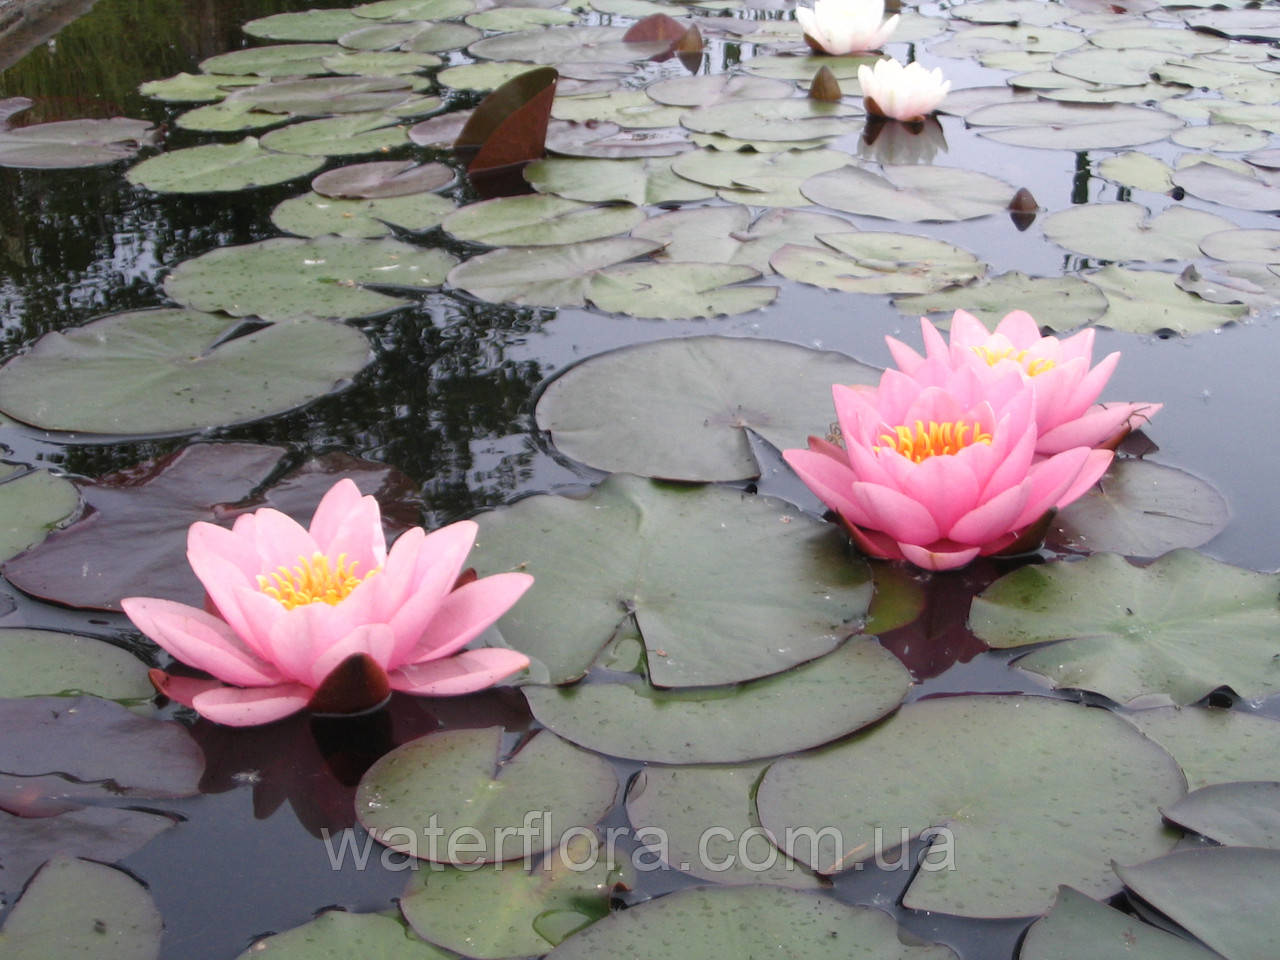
2 0 1280 957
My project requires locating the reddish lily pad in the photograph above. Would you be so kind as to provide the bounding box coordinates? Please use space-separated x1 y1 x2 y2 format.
313 160 453 198
3 444 418 612
457 67 558 175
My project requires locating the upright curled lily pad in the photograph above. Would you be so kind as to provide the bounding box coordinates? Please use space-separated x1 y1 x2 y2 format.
356 727 618 863
164 236 456 320
965 101 1183 149
0 629 150 701
525 636 909 763
1088 265 1247 335
447 237 661 307
0 309 372 434
773 232 985 295
1047 458 1229 557
126 137 324 193
1114 848 1280 960
1042 203 1236 262
801 164 1016 222
895 272 1107 332
443 196 644 247
524 156 714 205
0 856 162 960
1019 886 1219 960
547 886 957 960
0 468 79 563
399 834 630 959
757 695 1185 917
969 551 1280 706
586 262 777 319
624 763 825 888
470 474 873 686
535 335 878 481
1162 782 1280 849
1127 707 1280 791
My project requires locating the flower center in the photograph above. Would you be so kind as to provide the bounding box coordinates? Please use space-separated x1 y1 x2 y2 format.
257 553 377 609
876 419 992 463
971 345 1056 376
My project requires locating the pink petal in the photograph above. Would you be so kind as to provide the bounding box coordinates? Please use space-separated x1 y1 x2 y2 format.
783 448 873 529
1054 448 1113 509
190 683 313 726
1056 326 1097 364
187 522 261 585
258 598 362 684
122 596 282 686
919 315 950 361
309 624 397 687
850 481 941 545
948 309 991 351
899 454 980 535
386 521 482 666
405 573 534 664
307 479 386 577
899 542 981 571
947 483 1029 545
847 523 904 561
251 508 320 576
1013 446 1094 528
187 533 269 654
389 648 530 696
1036 402 1161 455
992 309 1042 346
885 335 925 374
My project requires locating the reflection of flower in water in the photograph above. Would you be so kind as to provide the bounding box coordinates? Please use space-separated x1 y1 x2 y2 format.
859 115 948 165
795 0 899 55
858 58 950 122
124 479 533 726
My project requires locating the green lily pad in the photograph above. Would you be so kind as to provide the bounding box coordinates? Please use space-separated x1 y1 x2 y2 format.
1183 8 1280 42
0 309 372 434
1163 782 1280 849
1087 264 1247 335
1042 203 1236 262
1200 228 1280 263
174 100 292 133
586 262 776 319
198 43 343 76
337 20 435 50
1019 886 1219 960
471 474 874 687
1172 160 1280 211
468 7 576 29
1097 151 1175 192
772 231 985 294
259 113 409 156
970 550 1280 706
356 728 618 863
272 190 454 238
535 335 877 481
801 164 1016 222
0 115 156 170
551 91 688 130
446 237 659 306
244 9 376 41
953 0 1066 25
591 0 670 15
138 72 260 102
0 856 162 960
437 62 544 92
1040 80 1184 105
238 912 454 960
1172 122 1270 152
966 101 1183 149
1050 47 1174 87
895 272 1108 332
624 762 825 888
1176 260 1280 309
680 99 861 142
443 195 643 246
931 24 1085 58
468 25 662 65
399 834 629 959
227 76 425 116
740 53 875 81
1048 459 1228 558
1090 26 1226 54
164 237 455 320
126 137 324 193
524 156 714 205
547 886 958 960
669 147 851 207
356 0 474 18
688 131 830 153
646 73 793 107
544 119 692 158
1114 848 1280 960
400 21 482 52
0 629 150 701
1127 707 1280 791
0 469 79 563
757 695 1184 917
322 50 442 75
525 635 909 763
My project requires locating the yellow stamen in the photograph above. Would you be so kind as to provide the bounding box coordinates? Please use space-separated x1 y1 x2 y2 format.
257 552 378 609
875 419 993 463
971 345 1056 377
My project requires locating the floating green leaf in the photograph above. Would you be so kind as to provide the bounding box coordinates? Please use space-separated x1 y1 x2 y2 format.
238 912 454 960
1127 707 1280 791
468 25 660 65
244 9 375 41
314 159 452 198
535 335 877 481
551 90 687 129
525 636 909 763
322 50 442 75
669 147 851 207
1048 458 1228 557
175 100 291 133
586 262 776 319
1162 782 1280 849
524 156 713 205
1019 886 1219 960
0 856 162 960
272 190 454 238
356 728 617 863
227 76 424 115
966 101 1183 149
443 195 643 247
126 137 323 193
547 886 957 960
0 309 372 434
1087 264 1247 335
1098 151 1175 192
1172 123 1269 152
471 474 873 686
447 237 660 307
970 551 1280 705
931 24 1085 58
199 43 343 76
801 164 1016 222
681 99 861 142
0 469 78 563
0 629 150 701
773 231 985 294
164 237 455 320
259 113 409 156
138 72 259 102
1172 160 1280 211
0 115 156 169
1042 203 1235 262
468 7 576 30
757 695 1184 916
646 73 793 107
355 0 474 18
895 272 1107 332
1200 228 1280 263
740 53 875 81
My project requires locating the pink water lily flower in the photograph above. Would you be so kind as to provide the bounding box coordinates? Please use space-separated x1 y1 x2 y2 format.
784 364 1113 570
857 58 949 122
795 0 899 56
888 310 1162 454
122 479 533 727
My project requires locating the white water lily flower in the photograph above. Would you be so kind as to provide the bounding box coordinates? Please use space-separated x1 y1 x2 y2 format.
795 0 899 56
857 58 950 122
